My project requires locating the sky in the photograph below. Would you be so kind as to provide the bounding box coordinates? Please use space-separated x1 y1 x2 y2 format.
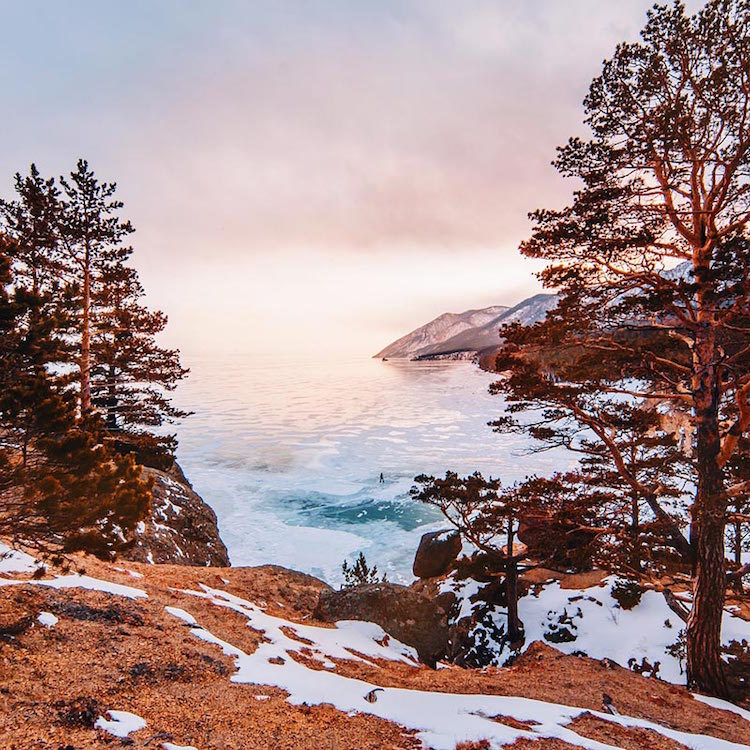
0 1 705 357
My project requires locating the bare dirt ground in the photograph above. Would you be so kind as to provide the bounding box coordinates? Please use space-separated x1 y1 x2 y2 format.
1 554 748 750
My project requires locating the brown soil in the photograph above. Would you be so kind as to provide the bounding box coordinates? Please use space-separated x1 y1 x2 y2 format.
568 713 690 750
1 554 748 750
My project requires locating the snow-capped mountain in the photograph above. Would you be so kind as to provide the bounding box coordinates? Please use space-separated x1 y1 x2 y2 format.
375 293 558 359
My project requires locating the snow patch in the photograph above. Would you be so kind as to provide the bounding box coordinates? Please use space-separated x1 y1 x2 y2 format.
165 606 200 627
95 710 146 738
0 573 147 599
441 574 750 683
37 611 58 627
0 543 38 574
694 694 750 724
519 577 749 684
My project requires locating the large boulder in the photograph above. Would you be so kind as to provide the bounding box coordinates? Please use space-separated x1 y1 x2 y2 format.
314 582 455 667
412 529 462 579
121 463 230 567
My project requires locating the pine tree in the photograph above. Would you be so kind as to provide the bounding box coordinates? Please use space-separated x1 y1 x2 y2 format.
411 472 525 644
90 248 189 465
492 0 750 696
0 164 62 296
58 159 135 414
0 182 153 557
491 366 693 572
56 159 188 461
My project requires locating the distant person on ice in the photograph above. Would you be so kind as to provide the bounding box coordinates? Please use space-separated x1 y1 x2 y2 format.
379 473 384 483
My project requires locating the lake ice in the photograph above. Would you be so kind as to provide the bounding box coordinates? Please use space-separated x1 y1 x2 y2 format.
171 354 570 584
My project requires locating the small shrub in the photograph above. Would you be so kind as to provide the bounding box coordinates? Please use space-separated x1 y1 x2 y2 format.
55 696 102 728
666 629 687 674
610 578 643 610
341 552 385 588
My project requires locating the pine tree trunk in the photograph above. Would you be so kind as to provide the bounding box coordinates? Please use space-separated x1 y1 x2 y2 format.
685 316 729 697
686 502 728 696
631 494 641 572
106 364 117 430
80 246 91 413
506 518 523 643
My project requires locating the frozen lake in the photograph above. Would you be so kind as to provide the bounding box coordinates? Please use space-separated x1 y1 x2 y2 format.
170 354 568 584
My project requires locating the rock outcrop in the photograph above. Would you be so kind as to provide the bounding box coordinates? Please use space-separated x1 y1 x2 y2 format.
121 463 229 567
412 529 462 579
314 582 456 667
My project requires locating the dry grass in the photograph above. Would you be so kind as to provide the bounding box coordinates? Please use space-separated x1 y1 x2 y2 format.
1 553 748 749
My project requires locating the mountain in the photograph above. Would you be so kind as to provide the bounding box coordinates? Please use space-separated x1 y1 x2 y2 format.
375 293 558 360
374 305 509 359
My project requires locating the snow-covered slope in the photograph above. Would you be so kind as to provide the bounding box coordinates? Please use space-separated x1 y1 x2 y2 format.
2 542 749 749
375 305 509 359
443 573 749 685
375 293 558 360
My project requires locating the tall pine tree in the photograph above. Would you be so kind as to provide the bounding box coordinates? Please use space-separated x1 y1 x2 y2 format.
0 233 151 557
58 159 134 414
57 160 188 461
493 0 750 695
91 250 189 464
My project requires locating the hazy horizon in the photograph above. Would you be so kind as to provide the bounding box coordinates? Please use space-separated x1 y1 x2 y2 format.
1 1 705 358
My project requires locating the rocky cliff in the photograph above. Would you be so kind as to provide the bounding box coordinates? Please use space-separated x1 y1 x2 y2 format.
121 462 230 567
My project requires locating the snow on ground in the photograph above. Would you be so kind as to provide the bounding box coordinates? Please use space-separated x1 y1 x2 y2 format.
37 611 58 627
0 543 148 599
165 606 200 626
179 584 419 668
443 574 750 684
0 542 39 574
695 694 750 723
0 573 147 599
113 565 144 579
94 710 147 738
162 744 198 750
172 584 750 750
519 577 749 684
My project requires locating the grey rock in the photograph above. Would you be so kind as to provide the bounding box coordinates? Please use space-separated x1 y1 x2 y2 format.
314 582 455 667
412 530 462 579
